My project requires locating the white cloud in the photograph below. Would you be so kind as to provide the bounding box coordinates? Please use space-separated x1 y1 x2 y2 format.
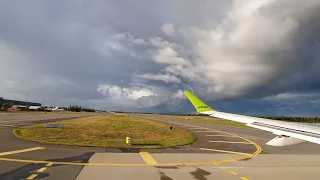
111 33 146 45
153 46 190 66
142 0 320 100
161 23 175 36
136 73 181 83
97 84 155 101
96 84 185 109
111 33 126 40
149 37 176 48
171 90 186 99
131 38 146 45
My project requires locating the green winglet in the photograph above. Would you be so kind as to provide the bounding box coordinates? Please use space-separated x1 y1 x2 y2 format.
184 91 214 113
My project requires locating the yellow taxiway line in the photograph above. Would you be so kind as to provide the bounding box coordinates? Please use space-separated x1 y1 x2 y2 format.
209 140 252 144
37 167 47 172
139 152 158 165
206 134 236 137
0 147 45 156
189 127 210 129
26 174 38 180
240 177 249 180
229 170 238 175
200 148 251 155
195 130 219 132
46 163 53 167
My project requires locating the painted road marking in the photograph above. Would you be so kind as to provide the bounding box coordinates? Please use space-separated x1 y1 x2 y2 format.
209 140 252 144
206 134 236 137
0 147 45 156
26 163 51 179
181 125 198 128
229 170 238 175
195 130 219 133
140 118 258 180
139 152 158 165
0 156 252 166
213 162 249 180
0 121 262 169
26 174 38 179
37 167 47 172
189 127 210 129
200 148 250 155
212 166 244 169
0 124 17 127
46 163 53 167
0 132 261 167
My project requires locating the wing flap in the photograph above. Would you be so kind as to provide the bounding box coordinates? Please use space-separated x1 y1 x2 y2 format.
265 135 306 146
248 122 320 145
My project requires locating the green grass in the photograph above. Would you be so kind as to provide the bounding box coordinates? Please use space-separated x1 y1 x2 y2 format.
13 114 195 148
147 114 249 128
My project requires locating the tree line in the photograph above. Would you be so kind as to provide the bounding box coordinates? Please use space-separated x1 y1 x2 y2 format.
254 115 320 123
65 105 97 112
0 102 13 110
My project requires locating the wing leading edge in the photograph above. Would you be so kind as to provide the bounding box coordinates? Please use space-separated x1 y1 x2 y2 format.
184 91 320 147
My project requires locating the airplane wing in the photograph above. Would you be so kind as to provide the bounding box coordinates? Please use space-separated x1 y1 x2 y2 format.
184 91 320 147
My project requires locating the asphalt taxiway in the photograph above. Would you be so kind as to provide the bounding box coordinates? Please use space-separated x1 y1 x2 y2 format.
0 113 319 180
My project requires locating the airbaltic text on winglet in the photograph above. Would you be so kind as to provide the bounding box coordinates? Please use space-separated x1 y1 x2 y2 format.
197 106 209 109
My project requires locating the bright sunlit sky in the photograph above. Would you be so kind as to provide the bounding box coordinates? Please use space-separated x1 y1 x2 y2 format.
1 0 320 116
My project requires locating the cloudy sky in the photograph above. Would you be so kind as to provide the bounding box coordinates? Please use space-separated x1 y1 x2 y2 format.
1 0 320 116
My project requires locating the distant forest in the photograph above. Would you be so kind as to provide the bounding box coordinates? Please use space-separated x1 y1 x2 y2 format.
253 116 320 123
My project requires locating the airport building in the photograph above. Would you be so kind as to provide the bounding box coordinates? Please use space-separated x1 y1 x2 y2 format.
0 97 41 108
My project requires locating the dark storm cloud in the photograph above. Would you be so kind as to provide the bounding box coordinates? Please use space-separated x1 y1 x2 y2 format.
0 0 161 107
1 0 320 116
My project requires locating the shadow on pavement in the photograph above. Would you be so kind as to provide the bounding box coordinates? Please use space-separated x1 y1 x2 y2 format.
0 152 94 180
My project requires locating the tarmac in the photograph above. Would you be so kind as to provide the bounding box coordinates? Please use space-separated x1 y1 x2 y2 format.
0 113 319 180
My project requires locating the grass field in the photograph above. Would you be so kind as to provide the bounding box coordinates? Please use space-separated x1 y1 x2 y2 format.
13 114 195 148
148 114 248 128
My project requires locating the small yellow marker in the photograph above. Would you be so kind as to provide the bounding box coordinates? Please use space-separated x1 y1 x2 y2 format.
126 137 131 145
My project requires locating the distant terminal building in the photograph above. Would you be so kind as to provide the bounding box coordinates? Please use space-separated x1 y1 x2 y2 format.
0 97 41 108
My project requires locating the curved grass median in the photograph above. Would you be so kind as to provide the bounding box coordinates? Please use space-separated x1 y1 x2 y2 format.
13 114 195 148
